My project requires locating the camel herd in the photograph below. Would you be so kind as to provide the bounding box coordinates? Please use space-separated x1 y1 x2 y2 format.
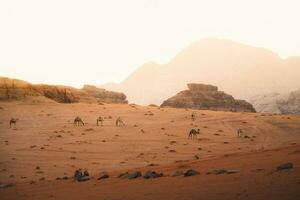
73 116 125 127
8 112 246 139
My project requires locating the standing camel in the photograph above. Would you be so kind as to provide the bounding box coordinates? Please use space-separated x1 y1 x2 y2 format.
74 116 84 126
188 128 200 139
9 118 18 128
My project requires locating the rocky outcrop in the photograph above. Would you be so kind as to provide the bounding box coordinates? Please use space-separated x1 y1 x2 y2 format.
82 85 127 104
161 83 256 112
250 89 300 114
0 76 128 104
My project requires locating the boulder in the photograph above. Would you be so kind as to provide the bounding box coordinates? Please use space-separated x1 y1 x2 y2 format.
183 169 199 177
143 171 163 179
207 169 239 175
127 171 142 179
276 162 293 171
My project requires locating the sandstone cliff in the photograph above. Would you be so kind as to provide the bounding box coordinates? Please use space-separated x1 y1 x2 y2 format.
0 77 127 104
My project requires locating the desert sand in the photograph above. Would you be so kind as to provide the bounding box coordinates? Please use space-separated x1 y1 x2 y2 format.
0 101 300 200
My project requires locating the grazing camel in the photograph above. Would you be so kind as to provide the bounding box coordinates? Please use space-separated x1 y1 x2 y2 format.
191 112 196 121
74 116 84 126
237 128 243 137
96 116 104 126
9 118 18 128
188 128 200 139
115 117 125 126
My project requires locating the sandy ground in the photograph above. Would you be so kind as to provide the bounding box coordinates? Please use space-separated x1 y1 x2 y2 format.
0 101 300 200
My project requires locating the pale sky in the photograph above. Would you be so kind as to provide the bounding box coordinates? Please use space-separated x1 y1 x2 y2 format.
0 0 299 88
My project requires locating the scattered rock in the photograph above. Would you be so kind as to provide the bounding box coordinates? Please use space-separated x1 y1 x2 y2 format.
0 183 14 189
276 162 293 171
147 163 159 167
98 172 109 180
30 180 36 184
253 168 264 172
143 171 163 179
56 176 70 180
184 169 199 177
207 169 239 175
118 171 142 179
128 171 142 179
226 170 240 174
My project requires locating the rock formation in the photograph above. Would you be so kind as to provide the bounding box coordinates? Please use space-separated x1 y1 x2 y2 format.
161 83 256 112
0 76 128 104
82 85 127 104
250 89 300 114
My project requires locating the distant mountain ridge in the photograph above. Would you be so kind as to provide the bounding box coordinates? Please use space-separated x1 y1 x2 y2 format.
102 38 300 105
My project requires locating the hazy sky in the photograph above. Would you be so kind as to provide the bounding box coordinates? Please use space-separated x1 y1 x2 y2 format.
0 0 299 87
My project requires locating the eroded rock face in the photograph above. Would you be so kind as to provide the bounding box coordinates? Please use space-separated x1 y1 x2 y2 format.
249 89 300 114
82 85 127 104
161 83 255 112
0 77 128 104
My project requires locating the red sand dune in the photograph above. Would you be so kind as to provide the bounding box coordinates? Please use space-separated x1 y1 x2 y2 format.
0 101 300 200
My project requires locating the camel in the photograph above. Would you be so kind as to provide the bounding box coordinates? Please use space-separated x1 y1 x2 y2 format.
191 112 196 121
188 128 200 139
96 116 104 126
74 116 84 126
115 117 125 126
237 128 243 137
9 118 18 128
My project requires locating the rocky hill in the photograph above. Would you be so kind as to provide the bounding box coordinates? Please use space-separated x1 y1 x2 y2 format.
0 77 128 104
102 38 300 105
161 83 256 112
250 89 300 114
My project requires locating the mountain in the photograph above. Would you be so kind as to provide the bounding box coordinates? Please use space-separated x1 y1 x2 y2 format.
250 89 300 114
161 83 255 112
102 38 300 105
0 77 128 104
